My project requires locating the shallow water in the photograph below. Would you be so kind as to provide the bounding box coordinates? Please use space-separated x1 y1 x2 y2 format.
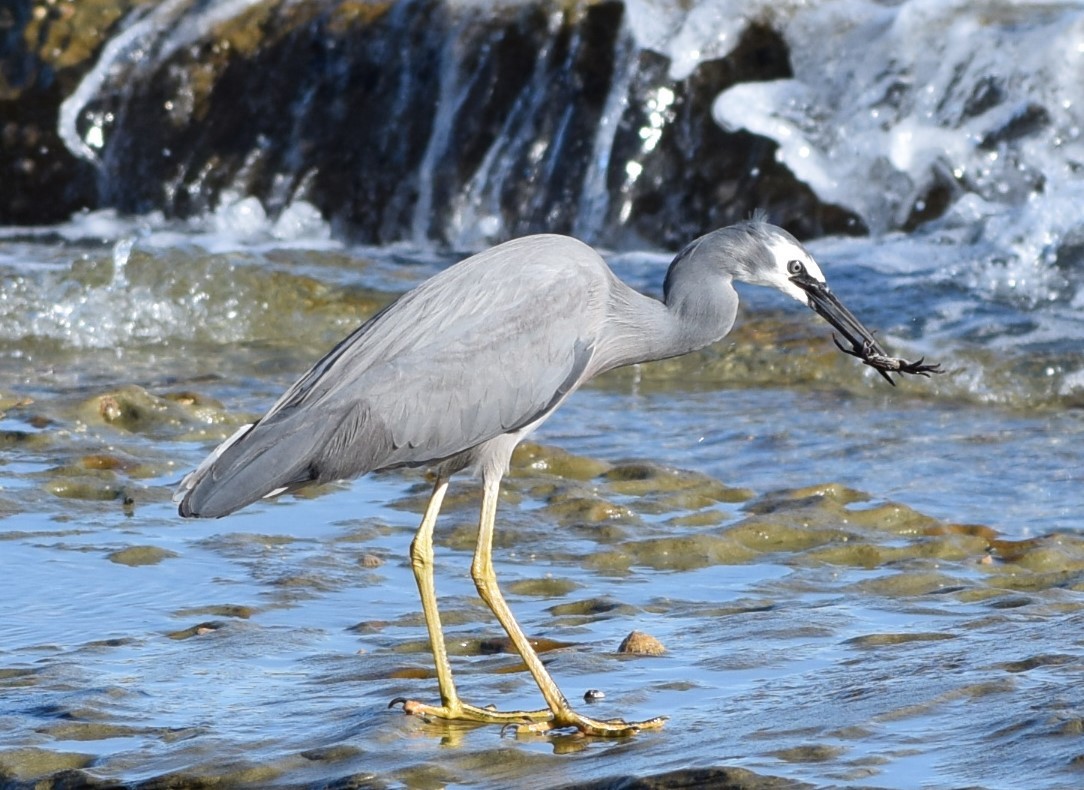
6 0 1084 786
2 217 1083 789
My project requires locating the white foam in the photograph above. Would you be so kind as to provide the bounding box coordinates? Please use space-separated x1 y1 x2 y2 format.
709 1 1084 235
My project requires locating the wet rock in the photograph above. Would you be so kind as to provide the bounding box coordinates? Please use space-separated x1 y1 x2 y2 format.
807 528 988 569
586 532 759 573
174 604 257 619
602 461 753 504
726 516 850 553
197 532 297 556
977 532 1084 592
506 577 580 597
82 385 196 433
346 620 388 634
744 482 868 514
3 0 861 243
167 621 226 640
983 595 1034 609
849 571 965 597
0 429 51 451
299 744 364 762
997 654 1075 673
0 667 38 689
0 747 94 782
359 553 384 568
1058 718 1084 736
106 545 178 566
78 453 128 471
44 476 126 502
617 630 666 656
478 635 573 655
988 536 1043 563
134 763 286 788
548 597 638 620
932 522 999 543
0 393 34 417
513 442 611 480
665 509 729 528
558 766 813 790
770 744 846 763
388 666 433 680
36 721 145 741
544 494 636 525
845 632 957 648
0 0 110 224
844 500 945 535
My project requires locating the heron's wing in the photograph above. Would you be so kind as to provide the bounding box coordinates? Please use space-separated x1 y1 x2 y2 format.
177 236 607 517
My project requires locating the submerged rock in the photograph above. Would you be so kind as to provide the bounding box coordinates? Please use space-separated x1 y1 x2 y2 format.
559 766 813 790
83 385 200 433
106 545 179 566
0 747 94 783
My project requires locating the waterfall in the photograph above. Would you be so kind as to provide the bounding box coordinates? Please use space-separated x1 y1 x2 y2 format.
10 0 1081 261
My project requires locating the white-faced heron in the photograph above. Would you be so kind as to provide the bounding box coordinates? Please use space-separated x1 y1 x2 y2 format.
175 218 938 736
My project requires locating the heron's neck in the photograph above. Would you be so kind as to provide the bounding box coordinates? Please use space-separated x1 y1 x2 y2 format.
662 270 739 354
600 274 738 371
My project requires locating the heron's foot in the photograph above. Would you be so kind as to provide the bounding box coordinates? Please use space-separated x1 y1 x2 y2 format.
388 696 551 725
388 697 665 737
512 707 668 738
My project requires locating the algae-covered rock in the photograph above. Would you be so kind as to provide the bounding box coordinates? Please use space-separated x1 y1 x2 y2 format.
174 604 257 619
167 621 226 640
107 545 178 566
0 747 94 782
83 385 197 432
586 532 760 573
44 474 129 503
543 494 636 526
513 442 611 480
506 577 580 597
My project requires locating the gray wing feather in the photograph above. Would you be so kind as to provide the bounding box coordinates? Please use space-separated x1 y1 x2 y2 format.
177 235 609 518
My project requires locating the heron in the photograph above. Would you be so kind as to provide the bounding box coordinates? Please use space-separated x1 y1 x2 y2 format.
175 218 938 737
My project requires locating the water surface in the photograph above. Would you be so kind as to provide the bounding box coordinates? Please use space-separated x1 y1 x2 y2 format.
2 218 1082 789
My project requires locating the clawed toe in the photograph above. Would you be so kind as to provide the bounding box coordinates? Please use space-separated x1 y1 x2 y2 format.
519 712 668 738
388 696 551 725
390 695 666 738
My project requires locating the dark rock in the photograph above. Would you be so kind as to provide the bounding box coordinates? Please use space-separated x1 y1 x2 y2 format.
1 0 867 244
557 766 814 790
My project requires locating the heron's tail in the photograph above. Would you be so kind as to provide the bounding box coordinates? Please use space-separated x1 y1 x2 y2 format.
174 420 315 518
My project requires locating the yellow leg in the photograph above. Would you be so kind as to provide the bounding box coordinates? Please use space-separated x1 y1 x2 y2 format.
408 476 456 707
468 471 666 737
389 475 549 725
390 472 665 736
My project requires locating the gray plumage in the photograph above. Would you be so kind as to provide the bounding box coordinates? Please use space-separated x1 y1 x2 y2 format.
175 219 886 518
173 218 935 735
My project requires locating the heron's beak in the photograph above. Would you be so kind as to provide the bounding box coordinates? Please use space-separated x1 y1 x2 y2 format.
789 271 943 386
790 272 889 358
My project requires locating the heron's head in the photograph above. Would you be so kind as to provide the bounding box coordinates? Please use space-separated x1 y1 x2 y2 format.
739 221 891 360
744 224 828 304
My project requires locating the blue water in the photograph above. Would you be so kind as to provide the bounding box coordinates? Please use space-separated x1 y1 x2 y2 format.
2 225 1082 789
5 0 1084 784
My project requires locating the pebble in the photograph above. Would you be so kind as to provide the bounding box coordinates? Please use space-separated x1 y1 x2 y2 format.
618 630 666 656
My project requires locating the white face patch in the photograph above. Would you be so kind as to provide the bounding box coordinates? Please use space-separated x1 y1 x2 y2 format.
765 236 827 303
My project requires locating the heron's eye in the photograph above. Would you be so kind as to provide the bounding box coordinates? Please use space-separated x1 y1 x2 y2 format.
787 260 805 276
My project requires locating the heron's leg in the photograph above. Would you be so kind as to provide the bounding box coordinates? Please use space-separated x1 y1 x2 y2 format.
470 471 667 737
408 475 457 707
390 475 550 725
